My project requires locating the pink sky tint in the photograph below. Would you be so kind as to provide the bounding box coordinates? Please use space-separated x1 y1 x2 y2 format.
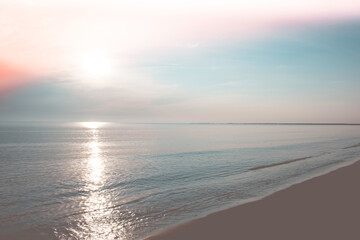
0 61 32 97
1 0 360 93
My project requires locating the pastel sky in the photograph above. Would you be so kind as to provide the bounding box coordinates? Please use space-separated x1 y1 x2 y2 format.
1 0 360 123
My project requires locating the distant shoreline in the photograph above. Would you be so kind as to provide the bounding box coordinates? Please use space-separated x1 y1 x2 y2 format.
144 122 360 126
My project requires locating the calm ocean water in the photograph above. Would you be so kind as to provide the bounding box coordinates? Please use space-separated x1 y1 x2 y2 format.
0 123 360 239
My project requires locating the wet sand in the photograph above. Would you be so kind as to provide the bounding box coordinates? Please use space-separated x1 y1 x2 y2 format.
146 160 360 240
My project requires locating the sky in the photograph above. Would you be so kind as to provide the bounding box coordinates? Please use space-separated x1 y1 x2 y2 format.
0 0 360 123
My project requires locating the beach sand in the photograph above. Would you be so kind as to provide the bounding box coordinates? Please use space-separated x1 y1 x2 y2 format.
146 160 360 240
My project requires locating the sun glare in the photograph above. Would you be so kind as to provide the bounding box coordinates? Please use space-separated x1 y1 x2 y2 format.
78 51 113 80
81 122 107 129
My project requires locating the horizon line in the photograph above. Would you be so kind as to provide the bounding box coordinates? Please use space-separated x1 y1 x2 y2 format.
0 121 360 126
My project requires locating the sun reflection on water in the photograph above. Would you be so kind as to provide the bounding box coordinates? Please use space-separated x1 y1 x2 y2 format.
78 122 127 239
81 121 107 129
87 140 103 188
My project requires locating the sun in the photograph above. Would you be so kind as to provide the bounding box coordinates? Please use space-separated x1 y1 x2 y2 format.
78 51 113 80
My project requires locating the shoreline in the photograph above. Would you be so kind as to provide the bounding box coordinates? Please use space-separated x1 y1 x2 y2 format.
146 160 360 240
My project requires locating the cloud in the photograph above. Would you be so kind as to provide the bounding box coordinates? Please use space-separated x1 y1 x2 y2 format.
0 71 182 121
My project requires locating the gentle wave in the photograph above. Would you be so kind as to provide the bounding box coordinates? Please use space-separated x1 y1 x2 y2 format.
249 156 313 170
343 143 360 149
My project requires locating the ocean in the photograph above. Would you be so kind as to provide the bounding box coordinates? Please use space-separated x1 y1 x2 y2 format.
0 123 359 239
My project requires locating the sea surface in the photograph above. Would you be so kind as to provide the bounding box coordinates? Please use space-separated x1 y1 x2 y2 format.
0 123 360 239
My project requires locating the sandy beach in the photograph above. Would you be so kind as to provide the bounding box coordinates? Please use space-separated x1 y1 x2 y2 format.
146 160 360 240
